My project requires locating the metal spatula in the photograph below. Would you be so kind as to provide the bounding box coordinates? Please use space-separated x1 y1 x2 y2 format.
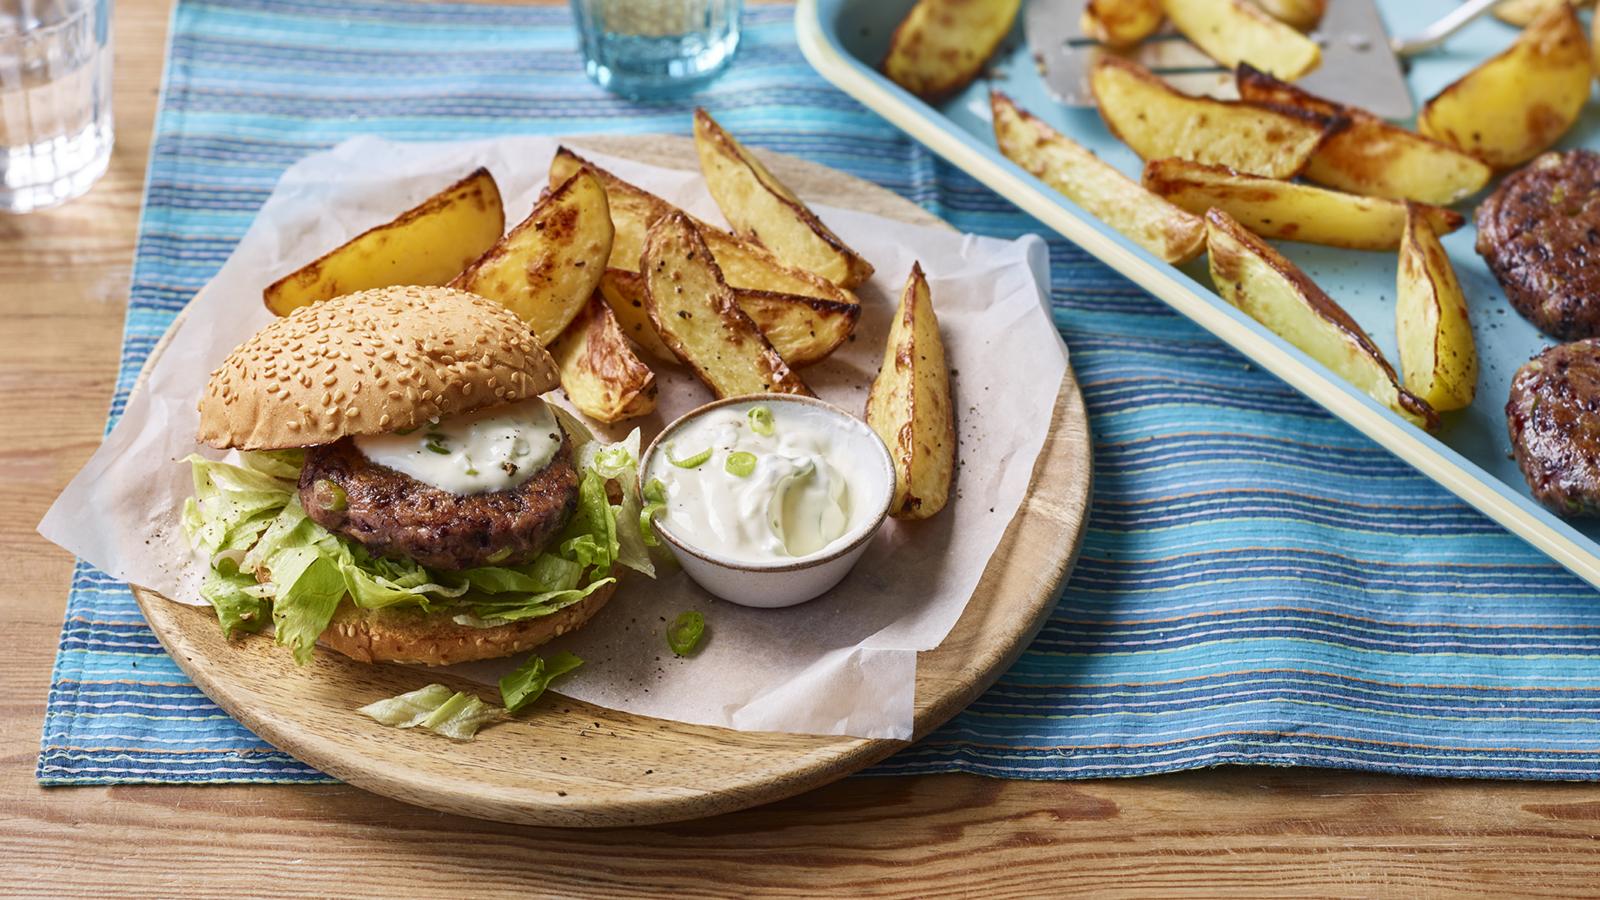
1027 0 1499 120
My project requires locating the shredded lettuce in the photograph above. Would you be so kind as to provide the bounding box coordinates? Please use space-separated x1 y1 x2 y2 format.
499 651 584 713
357 684 501 741
181 424 652 664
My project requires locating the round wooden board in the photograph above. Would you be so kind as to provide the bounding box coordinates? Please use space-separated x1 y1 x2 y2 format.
133 135 1093 828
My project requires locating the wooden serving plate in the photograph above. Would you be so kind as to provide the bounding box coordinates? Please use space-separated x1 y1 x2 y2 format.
133 135 1093 827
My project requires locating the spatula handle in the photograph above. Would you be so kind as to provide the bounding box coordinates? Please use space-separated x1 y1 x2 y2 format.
1390 0 1501 57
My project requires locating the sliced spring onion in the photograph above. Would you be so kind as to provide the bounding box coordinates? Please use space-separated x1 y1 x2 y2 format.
725 451 757 478
668 446 712 469
748 405 775 436
667 611 706 657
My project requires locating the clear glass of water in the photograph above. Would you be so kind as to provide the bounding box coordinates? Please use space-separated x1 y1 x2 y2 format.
571 0 742 100
0 0 113 214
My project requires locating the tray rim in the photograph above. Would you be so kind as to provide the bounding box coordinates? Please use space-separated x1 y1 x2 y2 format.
127 134 1094 827
794 0 1600 592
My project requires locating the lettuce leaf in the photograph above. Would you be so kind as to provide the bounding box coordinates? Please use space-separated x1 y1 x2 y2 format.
357 684 501 740
181 430 643 664
499 651 583 713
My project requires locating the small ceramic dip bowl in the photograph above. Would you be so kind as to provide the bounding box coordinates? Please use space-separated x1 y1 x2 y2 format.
640 395 895 609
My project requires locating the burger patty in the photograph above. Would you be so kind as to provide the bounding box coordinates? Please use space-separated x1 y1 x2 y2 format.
298 433 580 571
1507 339 1600 517
1477 149 1600 340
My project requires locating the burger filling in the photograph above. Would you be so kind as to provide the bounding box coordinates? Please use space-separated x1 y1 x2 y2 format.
182 400 653 664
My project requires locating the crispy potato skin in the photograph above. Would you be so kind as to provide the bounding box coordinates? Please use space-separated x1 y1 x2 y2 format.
641 211 812 399
1495 0 1591 27
1081 0 1162 47
1235 66 1491 205
993 90 1203 263
1159 0 1321 79
1246 0 1324 29
1142 158 1463 250
693 109 873 289
1090 56 1328 179
550 292 657 423
451 168 613 346
1205 210 1438 430
1418 5 1591 170
1396 202 1477 412
866 263 956 520
881 0 1021 100
263 169 504 316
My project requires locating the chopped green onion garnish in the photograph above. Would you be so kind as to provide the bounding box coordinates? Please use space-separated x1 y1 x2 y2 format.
425 435 450 455
748 405 775 436
312 479 347 513
668 446 712 468
667 611 706 657
725 451 756 477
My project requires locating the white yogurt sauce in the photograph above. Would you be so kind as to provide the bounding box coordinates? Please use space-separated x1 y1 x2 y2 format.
354 397 562 495
647 403 864 562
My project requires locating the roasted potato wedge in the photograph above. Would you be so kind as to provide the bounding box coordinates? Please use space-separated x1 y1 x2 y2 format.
866 263 956 520
1143 158 1463 251
450 169 612 346
1160 0 1321 79
641 212 812 399
693 109 874 289
600 265 859 368
1236 66 1492 205
598 269 675 362
1396 202 1477 412
1496 0 1591 27
263 168 504 316
993 91 1204 264
1418 5 1591 170
881 0 1021 100
550 147 859 308
1246 0 1324 30
1091 57 1327 179
1081 0 1163 47
1205 209 1438 430
549 293 657 423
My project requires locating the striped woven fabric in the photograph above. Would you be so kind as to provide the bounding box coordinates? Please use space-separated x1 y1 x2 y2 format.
38 0 1600 786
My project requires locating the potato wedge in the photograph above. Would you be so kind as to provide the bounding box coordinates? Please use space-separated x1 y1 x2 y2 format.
881 0 1021 100
1396 202 1477 412
693 109 874 288
641 211 812 399
263 168 504 316
1090 57 1327 179
1496 0 1590 28
992 91 1204 264
1081 0 1162 47
549 293 657 423
1143 158 1463 251
1418 5 1591 170
450 169 612 346
1204 209 1437 430
598 269 675 362
550 147 859 307
1160 0 1321 79
1236 65 1492 205
600 265 859 368
1246 0 1324 30
866 263 956 520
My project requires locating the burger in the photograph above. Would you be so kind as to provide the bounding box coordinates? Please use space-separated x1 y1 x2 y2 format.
183 285 649 666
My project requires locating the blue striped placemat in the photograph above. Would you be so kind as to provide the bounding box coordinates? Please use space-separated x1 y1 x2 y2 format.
39 0 1600 785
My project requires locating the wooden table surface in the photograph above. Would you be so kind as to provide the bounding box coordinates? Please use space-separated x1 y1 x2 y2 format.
5 1 1600 896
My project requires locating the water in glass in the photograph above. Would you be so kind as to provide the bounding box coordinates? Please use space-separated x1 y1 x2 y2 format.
0 0 112 213
571 0 741 100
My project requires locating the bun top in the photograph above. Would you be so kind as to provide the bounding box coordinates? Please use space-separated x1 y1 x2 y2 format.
199 286 558 450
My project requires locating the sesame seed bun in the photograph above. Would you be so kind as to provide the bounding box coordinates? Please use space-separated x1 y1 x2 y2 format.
317 580 617 666
199 285 559 451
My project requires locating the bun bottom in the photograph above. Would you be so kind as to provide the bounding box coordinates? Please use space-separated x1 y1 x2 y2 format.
319 580 618 667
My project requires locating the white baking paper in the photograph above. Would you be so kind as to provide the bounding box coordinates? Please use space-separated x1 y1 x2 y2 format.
39 135 1067 740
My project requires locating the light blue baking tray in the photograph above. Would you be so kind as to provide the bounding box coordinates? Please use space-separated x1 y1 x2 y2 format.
797 0 1600 590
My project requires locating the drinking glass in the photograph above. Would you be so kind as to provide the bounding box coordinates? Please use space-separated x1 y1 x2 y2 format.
571 0 741 100
0 0 112 214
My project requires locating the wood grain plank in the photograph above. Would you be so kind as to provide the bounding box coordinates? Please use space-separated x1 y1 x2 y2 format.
6 0 1600 895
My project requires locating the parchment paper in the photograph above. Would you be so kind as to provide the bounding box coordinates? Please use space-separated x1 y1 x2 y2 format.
39 136 1067 740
